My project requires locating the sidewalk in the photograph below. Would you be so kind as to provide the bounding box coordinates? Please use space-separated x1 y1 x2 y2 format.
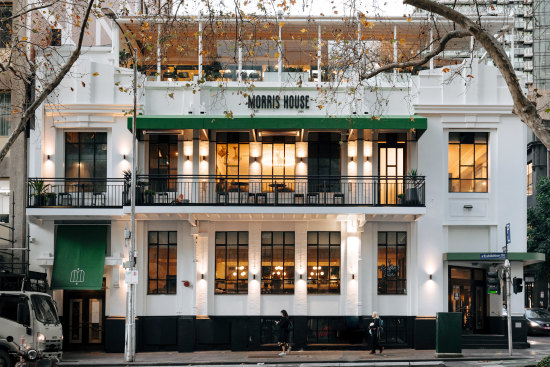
58 347 546 367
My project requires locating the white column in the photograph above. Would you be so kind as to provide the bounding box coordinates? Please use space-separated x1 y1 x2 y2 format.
157 24 161 81
429 28 434 71
393 25 397 80
278 22 283 82
195 233 209 316
248 222 261 315
111 19 120 66
357 130 365 204
192 131 200 202
238 42 243 82
198 21 203 80
317 25 322 82
293 223 308 316
344 219 362 316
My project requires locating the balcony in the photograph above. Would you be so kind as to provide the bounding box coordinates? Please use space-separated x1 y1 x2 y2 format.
27 175 426 208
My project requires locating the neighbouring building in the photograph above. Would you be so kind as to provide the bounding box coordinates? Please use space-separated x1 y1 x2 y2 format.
24 10 543 352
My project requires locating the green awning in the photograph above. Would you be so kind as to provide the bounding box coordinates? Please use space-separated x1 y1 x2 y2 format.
51 225 107 290
443 252 545 266
127 114 427 131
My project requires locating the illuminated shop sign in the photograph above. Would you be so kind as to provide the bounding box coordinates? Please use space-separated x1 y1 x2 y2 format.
247 95 310 109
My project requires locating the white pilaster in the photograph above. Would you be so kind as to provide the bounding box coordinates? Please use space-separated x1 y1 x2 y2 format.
294 222 308 315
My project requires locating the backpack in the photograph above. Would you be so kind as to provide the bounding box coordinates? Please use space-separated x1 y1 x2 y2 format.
378 318 384 337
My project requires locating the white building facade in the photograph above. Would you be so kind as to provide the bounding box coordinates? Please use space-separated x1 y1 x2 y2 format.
24 15 541 352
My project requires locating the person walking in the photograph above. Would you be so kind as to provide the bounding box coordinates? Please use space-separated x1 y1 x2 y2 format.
369 311 383 354
275 309 291 356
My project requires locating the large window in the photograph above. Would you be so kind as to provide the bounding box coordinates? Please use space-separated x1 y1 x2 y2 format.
0 6 11 48
149 135 178 192
261 231 294 294
0 91 10 136
148 231 177 294
377 231 407 295
308 133 341 192
307 231 340 294
65 132 107 180
527 161 533 196
215 231 248 294
448 132 488 192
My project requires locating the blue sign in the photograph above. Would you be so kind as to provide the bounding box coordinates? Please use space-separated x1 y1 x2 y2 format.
480 253 507 260
505 223 511 245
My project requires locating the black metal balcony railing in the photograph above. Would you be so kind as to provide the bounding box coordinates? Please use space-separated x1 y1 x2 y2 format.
27 175 425 208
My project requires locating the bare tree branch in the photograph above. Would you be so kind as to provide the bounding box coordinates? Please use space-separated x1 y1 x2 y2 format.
360 30 470 80
404 0 550 149
0 0 95 164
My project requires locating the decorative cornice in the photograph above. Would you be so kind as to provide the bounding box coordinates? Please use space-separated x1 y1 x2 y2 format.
414 104 514 115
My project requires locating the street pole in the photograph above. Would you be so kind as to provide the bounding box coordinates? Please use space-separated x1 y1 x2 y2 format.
101 8 138 362
504 259 512 357
123 48 138 363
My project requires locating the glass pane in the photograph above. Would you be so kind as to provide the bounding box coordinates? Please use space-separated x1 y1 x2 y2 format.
168 245 177 276
475 144 488 179
159 231 169 245
148 246 157 278
215 246 226 280
215 232 226 245
169 231 177 244
448 144 460 179
261 232 272 245
216 144 227 176
461 144 474 166
239 143 250 176
148 232 158 244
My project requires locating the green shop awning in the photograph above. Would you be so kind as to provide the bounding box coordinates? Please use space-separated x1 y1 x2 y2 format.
51 225 107 290
127 114 427 131
443 252 545 266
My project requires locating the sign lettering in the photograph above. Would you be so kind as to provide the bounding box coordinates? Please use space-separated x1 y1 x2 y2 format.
247 95 310 109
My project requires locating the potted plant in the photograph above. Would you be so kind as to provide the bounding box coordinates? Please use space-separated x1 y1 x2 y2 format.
406 169 423 205
397 193 406 205
123 168 145 205
46 192 57 206
30 180 50 207
144 189 155 205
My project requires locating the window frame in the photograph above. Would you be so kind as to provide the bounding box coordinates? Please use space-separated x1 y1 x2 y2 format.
0 91 10 136
448 132 489 193
147 231 178 295
215 231 249 294
377 231 407 295
307 231 341 294
64 131 108 181
261 231 295 294
527 161 533 196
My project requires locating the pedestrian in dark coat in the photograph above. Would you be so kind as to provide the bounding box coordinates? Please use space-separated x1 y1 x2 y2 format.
369 311 383 354
275 309 291 356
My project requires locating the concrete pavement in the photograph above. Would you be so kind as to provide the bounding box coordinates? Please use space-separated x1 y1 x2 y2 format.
58 337 550 367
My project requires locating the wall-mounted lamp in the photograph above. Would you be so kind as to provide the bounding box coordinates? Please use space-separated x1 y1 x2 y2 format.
186 156 190 161
253 157 258 162
299 273 303 280
253 274 256 280
365 156 370 162
299 157 304 163
47 155 51 160
175 152 179 156
123 154 126 160
429 274 433 280
201 273 205 280
352 273 355 280
350 156 355 162
202 156 207 161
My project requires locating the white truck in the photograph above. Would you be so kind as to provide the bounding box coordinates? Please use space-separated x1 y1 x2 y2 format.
0 291 63 367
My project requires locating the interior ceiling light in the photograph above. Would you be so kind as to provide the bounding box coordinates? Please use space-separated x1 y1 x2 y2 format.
259 130 299 137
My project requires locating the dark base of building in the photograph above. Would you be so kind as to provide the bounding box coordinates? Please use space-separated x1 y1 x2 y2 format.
102 315 528 353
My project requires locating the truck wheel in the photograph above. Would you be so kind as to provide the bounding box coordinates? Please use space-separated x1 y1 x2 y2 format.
0 350 12 367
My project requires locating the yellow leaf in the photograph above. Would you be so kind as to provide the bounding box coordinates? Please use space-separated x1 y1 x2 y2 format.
442 68 450 73
92 72 99 76
400 38 405 45
407 17 412 22
279 22 284 28
22 37 28 41
119 87 124 92
274 52 280 58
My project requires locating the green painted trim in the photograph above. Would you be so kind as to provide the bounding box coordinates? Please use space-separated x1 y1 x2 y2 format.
443 252 545 263
127 115 427 130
